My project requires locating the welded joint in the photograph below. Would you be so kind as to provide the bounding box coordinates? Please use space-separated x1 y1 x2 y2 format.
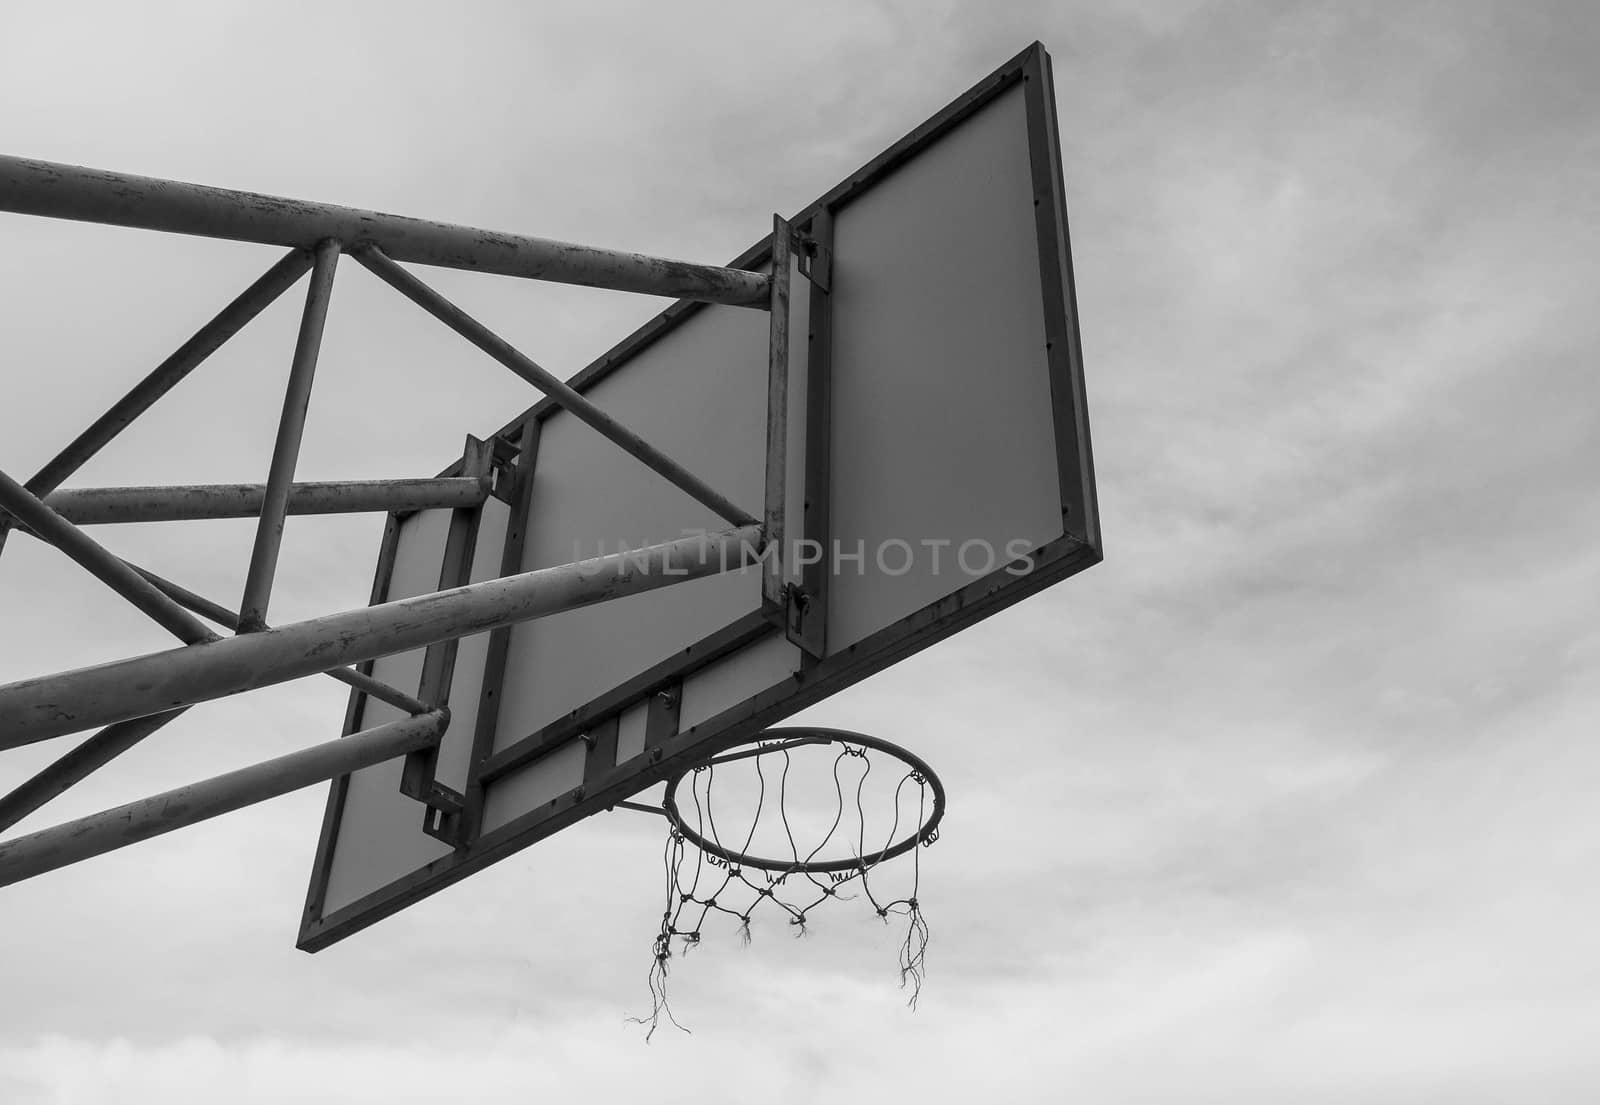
458 434 498 505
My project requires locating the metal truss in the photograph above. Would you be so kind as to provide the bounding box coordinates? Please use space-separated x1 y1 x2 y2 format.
0 156 795 886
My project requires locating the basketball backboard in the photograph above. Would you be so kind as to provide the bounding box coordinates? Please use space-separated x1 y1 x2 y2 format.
298 41 1099 950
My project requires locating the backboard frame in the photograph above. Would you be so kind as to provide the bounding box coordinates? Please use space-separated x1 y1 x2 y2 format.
297 40 1099 951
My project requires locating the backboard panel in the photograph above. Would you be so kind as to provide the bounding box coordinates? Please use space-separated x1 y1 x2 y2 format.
299 42 1099 949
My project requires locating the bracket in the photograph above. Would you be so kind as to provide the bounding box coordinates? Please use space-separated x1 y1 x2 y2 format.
486 432 523 504
783 581 811 642
419 781 467 844
399 435 493 840
786 208 834 662
612 799 666 818
794 232 831 293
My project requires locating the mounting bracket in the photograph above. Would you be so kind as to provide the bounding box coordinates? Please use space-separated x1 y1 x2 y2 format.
794 232 831 293
419 780 467 845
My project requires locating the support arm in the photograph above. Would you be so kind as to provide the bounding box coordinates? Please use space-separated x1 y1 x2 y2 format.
0 710 449 888
42 477 488 525
0 155 769 306
0 524 763 747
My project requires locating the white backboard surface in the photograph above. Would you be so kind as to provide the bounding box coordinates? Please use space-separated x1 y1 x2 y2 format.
300 42 1098 949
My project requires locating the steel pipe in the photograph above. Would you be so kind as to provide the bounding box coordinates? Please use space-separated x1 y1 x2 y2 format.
0 711 186 832
0 155 770 307
131 564 432 716
0 467 216 645
42 477 488 525
0 524 763 747
356 247 759 528
0 710 448 888
240 239 340 631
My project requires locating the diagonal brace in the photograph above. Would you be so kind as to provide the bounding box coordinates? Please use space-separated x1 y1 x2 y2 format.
18 249 313 503
0 711 187 833
0 466 216 645
0 248 312 559
355 246 759 528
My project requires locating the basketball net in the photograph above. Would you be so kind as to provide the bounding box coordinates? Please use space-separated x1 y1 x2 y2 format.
631 728 945 1038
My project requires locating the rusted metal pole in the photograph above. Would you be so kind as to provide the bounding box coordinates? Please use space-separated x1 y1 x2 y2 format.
0 466 216 645
0 711 186 832
43 476 488 525
131 564 431 716
356 247 759 528
239 239 340 632
0 524 762 747
0 710 449 888
0 155 770 307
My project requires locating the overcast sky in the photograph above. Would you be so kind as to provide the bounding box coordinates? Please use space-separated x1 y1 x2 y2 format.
2 1 1598 1101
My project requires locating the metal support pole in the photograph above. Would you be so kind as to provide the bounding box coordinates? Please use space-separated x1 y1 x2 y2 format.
0 710 449 888
239 239 340 631
132 564 431 715
0 466 216 645
43 477 488 525
792 208 834 660
0 711 186 832
762 215 793 612
403 439 491 829
0 524 763 747
461 417 540 844
355 247 760 528
0 155 770 306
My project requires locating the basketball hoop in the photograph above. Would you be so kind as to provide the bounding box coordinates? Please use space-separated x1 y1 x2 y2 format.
633 727 945 1038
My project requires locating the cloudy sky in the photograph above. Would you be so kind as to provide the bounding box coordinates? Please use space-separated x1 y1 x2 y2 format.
2 1 1597 1101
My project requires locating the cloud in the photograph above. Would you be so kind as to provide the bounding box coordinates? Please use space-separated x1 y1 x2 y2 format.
2 2 1599 1102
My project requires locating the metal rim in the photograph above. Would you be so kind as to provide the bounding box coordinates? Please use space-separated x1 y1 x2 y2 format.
661 726 946 874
